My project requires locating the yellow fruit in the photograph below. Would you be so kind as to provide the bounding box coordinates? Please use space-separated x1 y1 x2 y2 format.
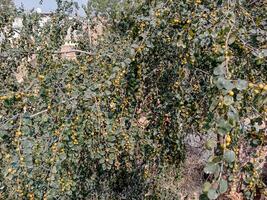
254 89 260 94
258 83 264 89
226 135 231 143
264 85 267 91
249 182 253 187
110 102 116 109
66 83 71 89
38 75 45 80
173 19 180 24
228 90 234 96
248 83 254 88
15 131 22 137
0 96 8 100
15 94 22 99
54 130 59 136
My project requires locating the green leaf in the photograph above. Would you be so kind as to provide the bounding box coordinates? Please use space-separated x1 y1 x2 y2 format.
109 153 115 160
204 163 219 174
219 179 228 193
21 126 31 136
200 194 209 200
207 189 219 200
84 89 95 99
107 135 116 142
224 150 235 163
236 79 248 91
224 80 235 90
217 119 232 136
223 96 234 106
99 158 105 164
228 36 236 45
214 62 226 76
0 130 8 139
227 106 239 121
203 182 211 192
209 99 218 112
205 139 216 150
52 166 57 174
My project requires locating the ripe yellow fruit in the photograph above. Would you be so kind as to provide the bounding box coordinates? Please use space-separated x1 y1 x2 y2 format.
5 154 11 159
248 83 254 88
254 89 260 94
15 131 22 137
38 75 45 80
66 83 72 89
226 135 231 143
263 85 267 91
110 102 116 109
228 90 234 96
174 19 180 23
221 143 226 149
0 96 8 100
15 94 22 99
258 83 264 89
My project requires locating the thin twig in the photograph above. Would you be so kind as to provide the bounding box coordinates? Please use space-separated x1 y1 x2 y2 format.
0 49 95 58
30 109 48 118
53 49 95 55
195 67 209 75
224 24 234 77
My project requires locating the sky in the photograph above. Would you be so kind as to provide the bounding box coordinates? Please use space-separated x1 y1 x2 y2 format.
14 0 88 14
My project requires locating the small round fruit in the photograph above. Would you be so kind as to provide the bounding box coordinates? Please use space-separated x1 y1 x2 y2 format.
254 89 260 94
226 135 231 143
221 143 226 149
258 83 264 89
228 90 234 96
248 83 254 88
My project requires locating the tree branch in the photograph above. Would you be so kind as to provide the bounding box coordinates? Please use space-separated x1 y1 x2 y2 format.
0 49 95 58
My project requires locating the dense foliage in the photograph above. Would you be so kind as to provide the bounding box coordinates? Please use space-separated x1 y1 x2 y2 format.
0 0 266 199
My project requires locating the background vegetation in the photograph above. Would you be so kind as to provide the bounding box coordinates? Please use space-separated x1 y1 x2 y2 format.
0 0 266 199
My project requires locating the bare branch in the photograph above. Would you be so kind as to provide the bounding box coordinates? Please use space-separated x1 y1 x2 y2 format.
53 49 95 55
0 49 95 58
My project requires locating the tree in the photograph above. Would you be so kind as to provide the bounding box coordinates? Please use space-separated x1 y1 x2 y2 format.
0 0 266 199
0 0 15 13
83 0 141 17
